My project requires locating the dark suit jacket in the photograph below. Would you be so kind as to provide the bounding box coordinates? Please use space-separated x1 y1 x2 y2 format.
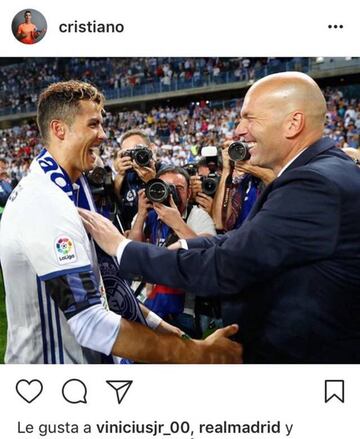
120 138 360 363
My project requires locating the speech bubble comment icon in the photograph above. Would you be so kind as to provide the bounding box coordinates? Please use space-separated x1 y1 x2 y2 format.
62 379 87 404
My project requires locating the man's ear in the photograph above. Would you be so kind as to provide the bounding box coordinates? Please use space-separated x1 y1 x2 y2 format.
284 111 305 139
50 119 66 141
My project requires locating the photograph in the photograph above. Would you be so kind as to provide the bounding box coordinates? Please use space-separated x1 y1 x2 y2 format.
0 56 360 364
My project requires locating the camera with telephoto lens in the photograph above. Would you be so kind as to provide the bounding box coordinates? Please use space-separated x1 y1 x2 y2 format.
200 145 221 197
200 174 220 197
228 141 251 161
121 144 152 167
145 178 181 208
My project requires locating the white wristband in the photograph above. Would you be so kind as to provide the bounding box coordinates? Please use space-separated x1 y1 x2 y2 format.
178 239 189 249
145 311 163 329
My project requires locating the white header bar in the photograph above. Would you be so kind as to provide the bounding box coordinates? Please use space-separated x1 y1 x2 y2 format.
0 0 358 56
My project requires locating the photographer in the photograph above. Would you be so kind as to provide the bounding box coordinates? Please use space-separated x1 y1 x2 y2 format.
186 158 215 216
113 129 162 231
185 156 225 336
212 142 275 231
128 166 216 334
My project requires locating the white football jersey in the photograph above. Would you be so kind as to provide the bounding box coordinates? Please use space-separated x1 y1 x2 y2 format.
0 159 105 363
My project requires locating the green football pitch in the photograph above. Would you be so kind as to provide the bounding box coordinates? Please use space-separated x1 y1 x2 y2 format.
0 270 6 363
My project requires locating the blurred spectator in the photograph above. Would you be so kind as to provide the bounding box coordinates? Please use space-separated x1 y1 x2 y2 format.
0 159 13 219
343 147 360 165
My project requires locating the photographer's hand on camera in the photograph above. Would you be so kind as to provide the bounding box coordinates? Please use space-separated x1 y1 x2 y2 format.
113 154 133 198
195 192 213 215
127 189 152 242
221 141 233 172
190 175 202 198
114 154 133 176
153 195 198 239
133 160 157 183
234 161 275 185
190 175 214 214
137 189 152 218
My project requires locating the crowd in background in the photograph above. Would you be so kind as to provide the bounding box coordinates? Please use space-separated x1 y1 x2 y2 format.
0 86 359 185
0 57 304 115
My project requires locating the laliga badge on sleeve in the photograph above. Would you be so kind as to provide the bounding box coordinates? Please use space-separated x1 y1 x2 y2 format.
54 236 77 265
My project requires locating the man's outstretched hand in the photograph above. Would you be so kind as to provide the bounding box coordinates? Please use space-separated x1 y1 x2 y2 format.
78 208 124 256
198 324 243 364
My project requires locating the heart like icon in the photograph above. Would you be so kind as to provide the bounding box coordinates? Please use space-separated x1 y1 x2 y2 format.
16 379 43 403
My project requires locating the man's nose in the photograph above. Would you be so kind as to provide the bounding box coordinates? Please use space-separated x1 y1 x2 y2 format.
235 119 248 138
98 125 107 140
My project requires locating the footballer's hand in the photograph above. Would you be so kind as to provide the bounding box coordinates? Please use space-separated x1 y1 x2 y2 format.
78 208 125 256
197 324 243 364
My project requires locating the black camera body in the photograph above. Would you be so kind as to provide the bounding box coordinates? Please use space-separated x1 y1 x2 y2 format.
201 173 220 197
145 178 181 208
183 163 197 177
228 141 251 161
199 146 221 197
121 145 152 167
87 165 116 208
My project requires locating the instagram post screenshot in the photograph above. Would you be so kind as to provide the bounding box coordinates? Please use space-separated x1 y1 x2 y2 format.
0 1 359 437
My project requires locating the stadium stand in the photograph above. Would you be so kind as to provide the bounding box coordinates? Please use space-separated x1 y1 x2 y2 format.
0 57 359 182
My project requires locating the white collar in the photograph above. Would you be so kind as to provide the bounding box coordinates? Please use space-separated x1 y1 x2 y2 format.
277 148 307 177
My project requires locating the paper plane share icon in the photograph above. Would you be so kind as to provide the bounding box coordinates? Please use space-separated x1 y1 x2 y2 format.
106 380 132 405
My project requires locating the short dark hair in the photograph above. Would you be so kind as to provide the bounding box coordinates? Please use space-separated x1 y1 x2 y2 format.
37 80 105 145
156 165 190 187
119 129 151 149
24 10 32 17
197 157 209 168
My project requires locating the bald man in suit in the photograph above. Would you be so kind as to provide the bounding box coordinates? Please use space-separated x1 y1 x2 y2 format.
80 72 360 363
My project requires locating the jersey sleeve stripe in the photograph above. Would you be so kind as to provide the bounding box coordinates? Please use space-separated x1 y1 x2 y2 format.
36 276 48 364
67 272 88 303
38 265 92 281
54 305 64 364
45 286 56 364
45 271 102 320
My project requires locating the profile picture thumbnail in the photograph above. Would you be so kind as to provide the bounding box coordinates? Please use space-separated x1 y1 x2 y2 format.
11 9 47 45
